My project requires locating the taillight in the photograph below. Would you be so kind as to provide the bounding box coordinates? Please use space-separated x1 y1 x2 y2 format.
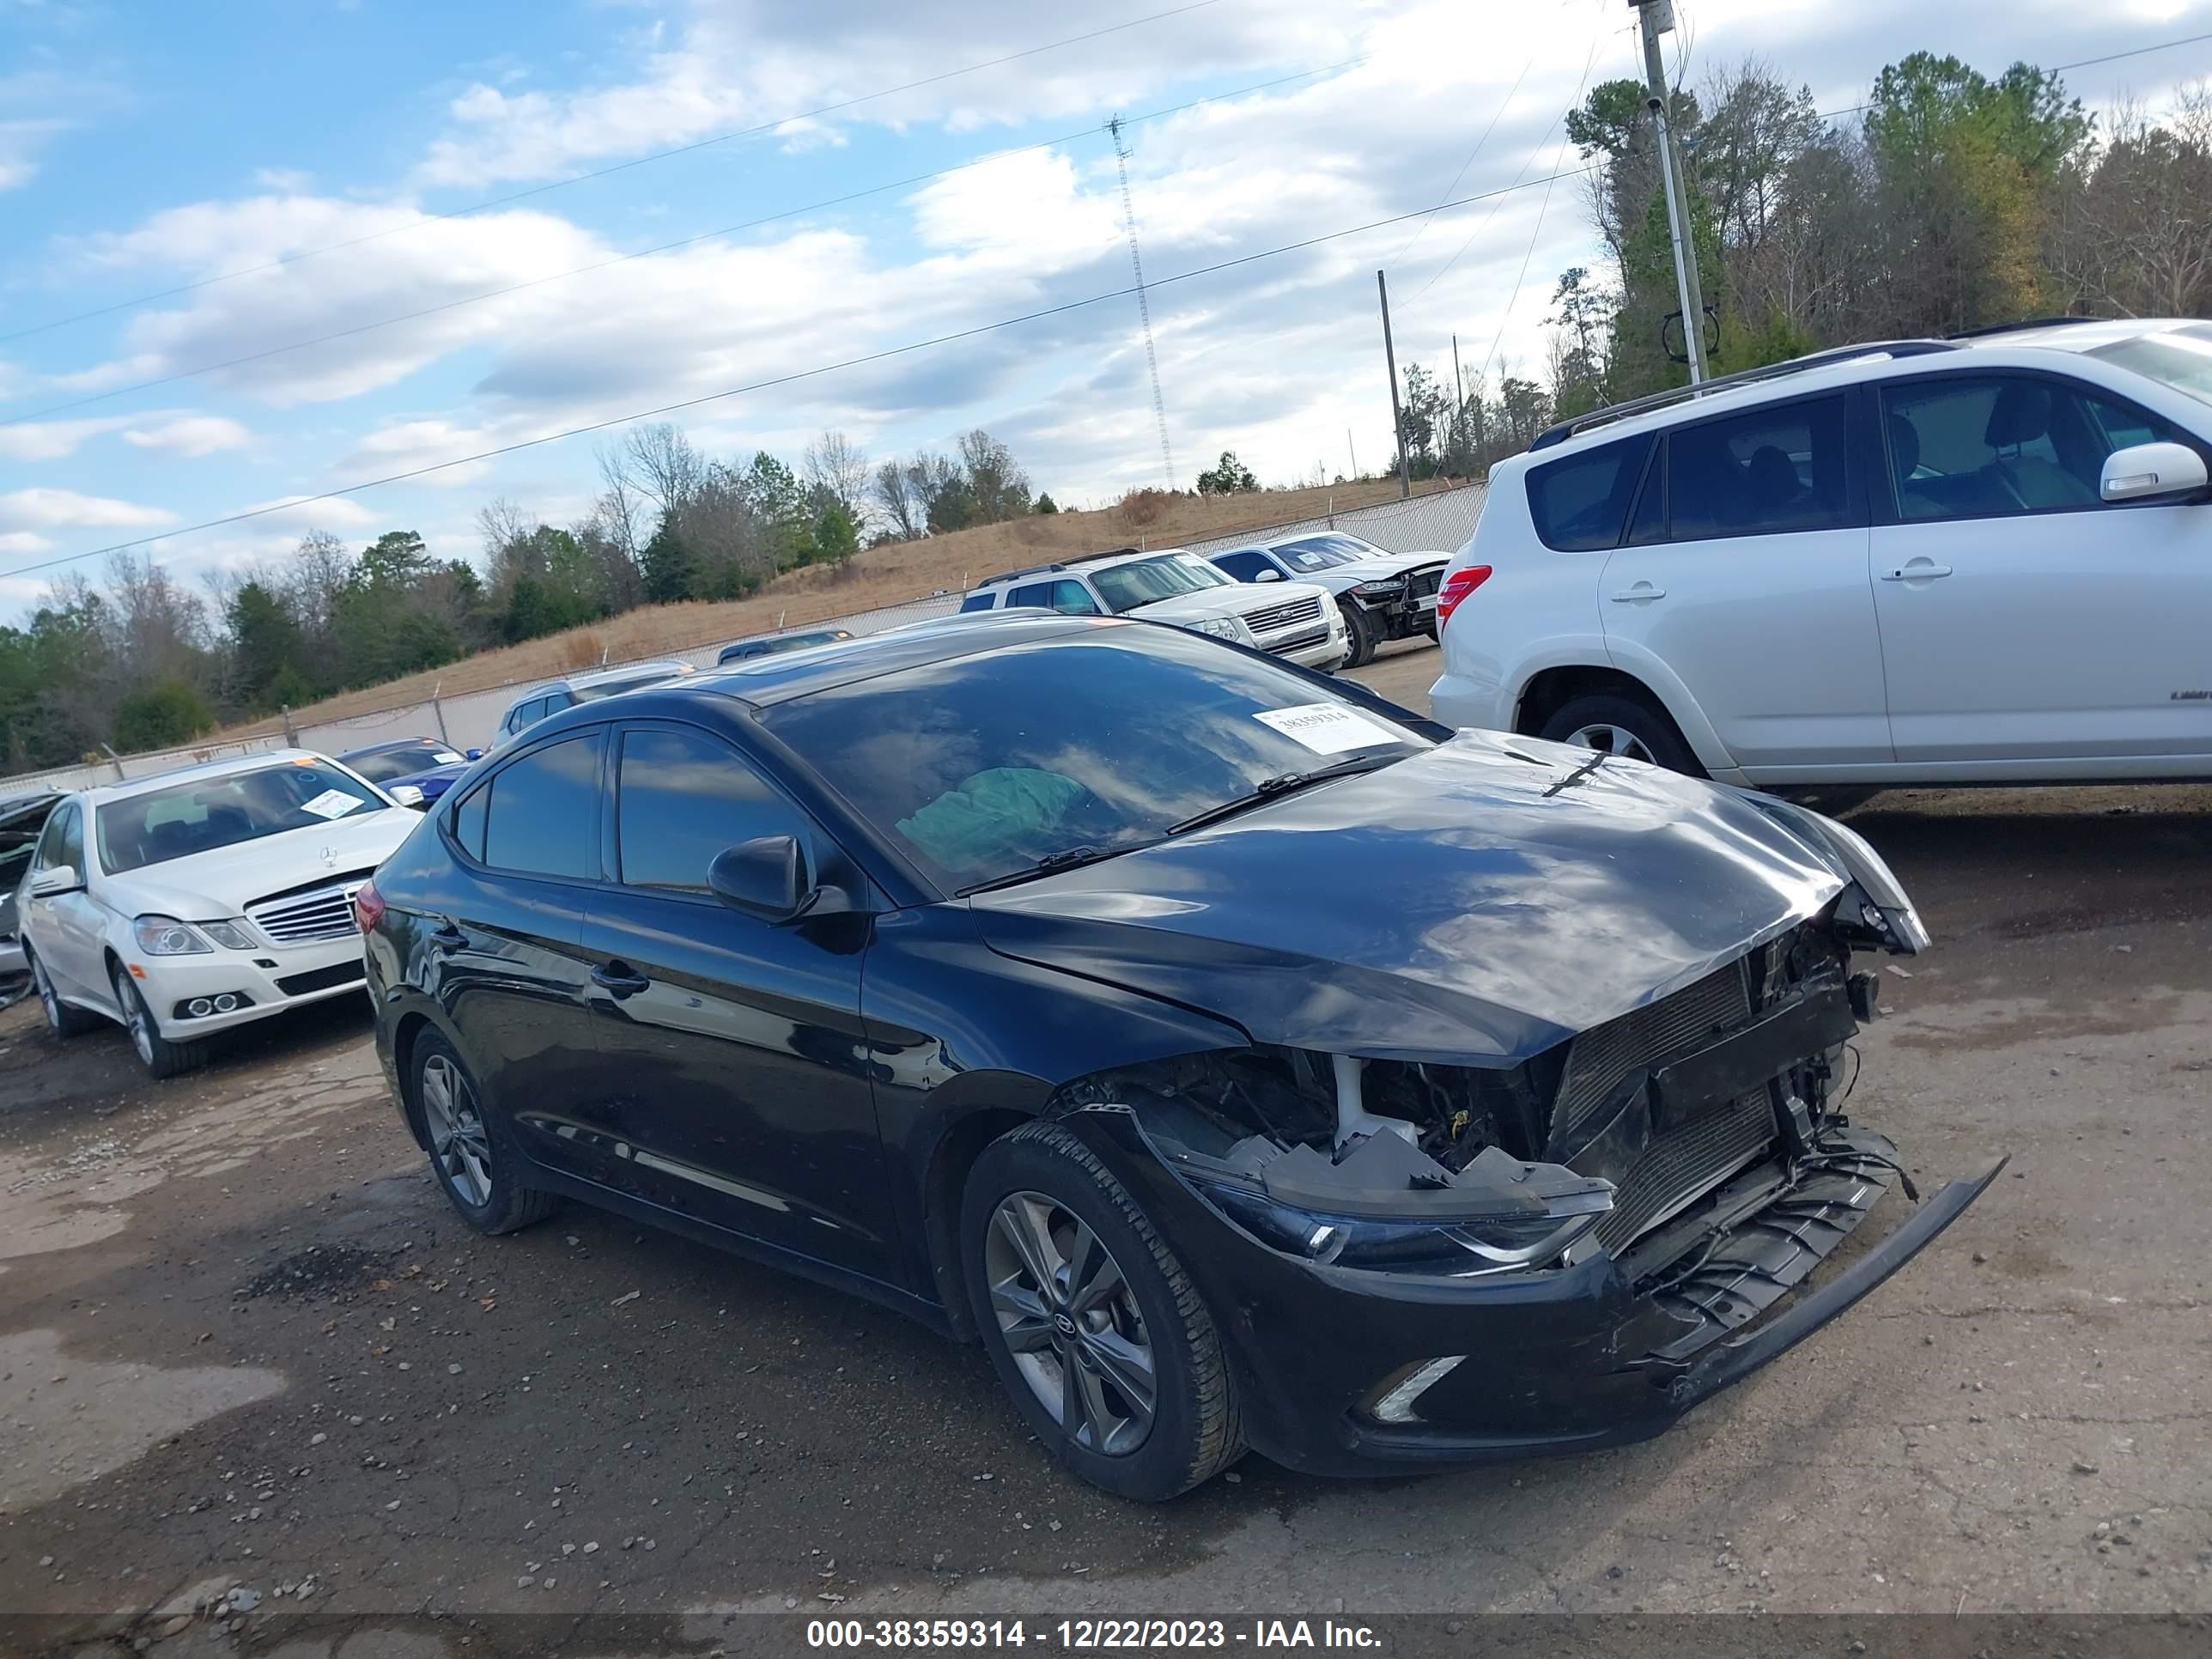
1435 564 1492 627
353 879 386 935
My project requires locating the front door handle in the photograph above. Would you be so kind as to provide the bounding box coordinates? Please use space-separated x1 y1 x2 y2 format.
1609 583 1665 602
428 924 466 951
1880 562 1954 581
592 962 651 999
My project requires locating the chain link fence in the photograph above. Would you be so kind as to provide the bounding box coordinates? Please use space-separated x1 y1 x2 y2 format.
0 484 1486 802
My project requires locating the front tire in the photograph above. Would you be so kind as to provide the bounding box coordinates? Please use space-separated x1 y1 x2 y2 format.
1336 599 1377 669
412 1030 555 1235
961 1121 1243 1501
111 963 208 1079
1536 691 1703 776
27 949 101 1039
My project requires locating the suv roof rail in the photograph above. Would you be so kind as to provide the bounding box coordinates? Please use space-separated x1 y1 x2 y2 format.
1064 546 1146 566
1943 315 2104 340
975 561 1072 586
1528 339 1959 452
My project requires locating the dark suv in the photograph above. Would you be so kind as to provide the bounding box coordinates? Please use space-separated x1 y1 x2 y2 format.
359 614 1996 1500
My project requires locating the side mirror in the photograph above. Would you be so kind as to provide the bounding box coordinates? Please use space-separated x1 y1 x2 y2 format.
28 865 82 898
388 784 426 808
708 836 812 922
1253 567 1285 582
2101 441 2209 502
465 747 483 762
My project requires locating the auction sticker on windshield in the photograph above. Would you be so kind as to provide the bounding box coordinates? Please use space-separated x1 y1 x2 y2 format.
1254 702 1402 755
298 789 363 820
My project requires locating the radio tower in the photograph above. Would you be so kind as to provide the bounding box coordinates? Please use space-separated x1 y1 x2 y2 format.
1107 115 1176 491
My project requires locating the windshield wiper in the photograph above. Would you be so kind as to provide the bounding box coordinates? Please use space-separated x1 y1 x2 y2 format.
957 842 1158 896
1167 751 1406 836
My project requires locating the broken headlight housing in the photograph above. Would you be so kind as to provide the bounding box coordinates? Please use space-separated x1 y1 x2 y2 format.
1183 1170 1611 1277
1743 794 1929 953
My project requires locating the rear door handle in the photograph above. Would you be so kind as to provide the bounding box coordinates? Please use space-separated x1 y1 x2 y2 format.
592 962 651 998
1609 584 1665 602
1880 563 1954 581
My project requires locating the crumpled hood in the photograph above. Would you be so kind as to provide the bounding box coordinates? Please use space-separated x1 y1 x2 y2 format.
968 731 1848 1065
101 806 418 919
1310 550 1448 586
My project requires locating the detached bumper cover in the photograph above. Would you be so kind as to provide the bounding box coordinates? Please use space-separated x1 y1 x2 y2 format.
1073 1106 2001 1476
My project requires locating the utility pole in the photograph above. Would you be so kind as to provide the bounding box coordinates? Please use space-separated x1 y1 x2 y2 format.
1109 116 1176 490
1450 332 1466 477
1634 0 1708 385
1376 270 1411 500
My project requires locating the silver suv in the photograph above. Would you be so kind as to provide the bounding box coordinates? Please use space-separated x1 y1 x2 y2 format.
489 659 696 750
959 548 1347 670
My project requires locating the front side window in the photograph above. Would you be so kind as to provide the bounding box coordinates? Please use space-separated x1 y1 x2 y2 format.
1881 375 2175 522
30 801 72 872
1089 555 1234 613
1527 433 1654 551
1212 550 1268 580
1668 396 1850 540
763 627 1427 891
482 732 601 880
96 763 384 875
616 726 808 893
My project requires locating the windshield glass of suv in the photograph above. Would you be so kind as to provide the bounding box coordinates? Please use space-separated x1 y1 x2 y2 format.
97 763 386 875
1273 535 1377 570
2090 325 2212 409
1089 555 1233 613
763 624 1427 890
575 668 684 702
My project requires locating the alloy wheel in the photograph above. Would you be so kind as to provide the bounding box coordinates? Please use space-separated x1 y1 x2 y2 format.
1564 722 1656 764
113 969 155 1065
985 1191 1157 1455
421 1053 495 1207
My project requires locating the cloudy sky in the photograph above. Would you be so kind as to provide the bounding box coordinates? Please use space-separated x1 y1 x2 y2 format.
3 0 2210 617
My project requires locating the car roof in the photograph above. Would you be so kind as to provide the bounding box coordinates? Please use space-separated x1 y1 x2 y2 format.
74 748 344 807
683 611 1112 707
971 548 1190 589
1520 317 2203 463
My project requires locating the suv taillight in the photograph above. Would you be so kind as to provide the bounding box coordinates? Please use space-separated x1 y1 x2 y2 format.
1435 564 1492 627
353 879 386 935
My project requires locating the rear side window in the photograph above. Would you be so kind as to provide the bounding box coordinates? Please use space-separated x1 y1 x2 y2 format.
615 726 807 893
1526 434 1654 551
1668 395 1850 539
450 782 488 862
482 732 601 880
958 592 997 613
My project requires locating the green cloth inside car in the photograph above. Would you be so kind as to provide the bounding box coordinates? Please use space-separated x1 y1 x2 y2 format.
897 767 1085 875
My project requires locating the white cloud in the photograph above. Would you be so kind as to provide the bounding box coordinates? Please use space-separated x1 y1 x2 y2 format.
0 486 175 531
0 413 137 461
252 167 312 191
238 493 380 530
122 414 254 457
0 530 52 555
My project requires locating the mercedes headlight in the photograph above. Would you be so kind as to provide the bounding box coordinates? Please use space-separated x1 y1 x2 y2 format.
197 919 259 951
133 916 214 956
1350 579 1405 599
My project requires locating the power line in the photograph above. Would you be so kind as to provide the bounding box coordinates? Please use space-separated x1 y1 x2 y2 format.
3 59 1366 429
0 0 1227 347
1819 28 2212 121
6 163 1608 582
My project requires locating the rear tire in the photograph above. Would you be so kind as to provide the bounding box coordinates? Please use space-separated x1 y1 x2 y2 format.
411 1030 556 1236
111 963 208 1079
1336 599 1377 670
961 1121 1243 1501
27 949 101 1039
1536 691 1703 776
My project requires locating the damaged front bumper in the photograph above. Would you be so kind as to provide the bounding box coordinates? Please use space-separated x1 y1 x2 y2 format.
1072 1106 2002 1477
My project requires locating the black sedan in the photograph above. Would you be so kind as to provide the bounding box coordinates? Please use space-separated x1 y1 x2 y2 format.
358 613 1999 1501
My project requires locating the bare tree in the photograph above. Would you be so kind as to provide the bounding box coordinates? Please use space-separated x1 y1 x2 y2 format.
615 422 705 520
802 429 872 525
592 441 645 558
102 551 209 690
871 459 924 541
476 496 533 562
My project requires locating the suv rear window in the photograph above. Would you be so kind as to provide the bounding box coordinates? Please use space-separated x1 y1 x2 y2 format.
1525 434 1653 551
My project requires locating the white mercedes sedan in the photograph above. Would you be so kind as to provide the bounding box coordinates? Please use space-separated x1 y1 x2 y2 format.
17 750 419 1076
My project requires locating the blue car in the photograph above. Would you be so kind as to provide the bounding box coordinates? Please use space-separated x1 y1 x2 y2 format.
337 737 474 809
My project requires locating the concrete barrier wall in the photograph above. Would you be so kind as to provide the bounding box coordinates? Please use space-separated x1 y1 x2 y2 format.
0 483 1486 801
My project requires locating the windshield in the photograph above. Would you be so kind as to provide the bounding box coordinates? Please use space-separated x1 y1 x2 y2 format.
2090 325 2212 409
763 624 1427 890
345 745 461 783
1090 555 1233 614
575 668 685 702
1273 535 1381 571
97 762 386 875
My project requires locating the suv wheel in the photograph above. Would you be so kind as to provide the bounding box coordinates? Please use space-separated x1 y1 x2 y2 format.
1538 692 1702 776
111 963 208 1079
961 1121 1243 1501
1336 599 1377 669
413 1032 556 1235
27 950 100 1039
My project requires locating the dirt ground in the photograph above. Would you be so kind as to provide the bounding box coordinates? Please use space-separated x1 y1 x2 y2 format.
3 636 2208 1656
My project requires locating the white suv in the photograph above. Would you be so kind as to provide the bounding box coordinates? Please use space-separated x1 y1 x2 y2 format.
1430 319 2212 786
959 548 1348 671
